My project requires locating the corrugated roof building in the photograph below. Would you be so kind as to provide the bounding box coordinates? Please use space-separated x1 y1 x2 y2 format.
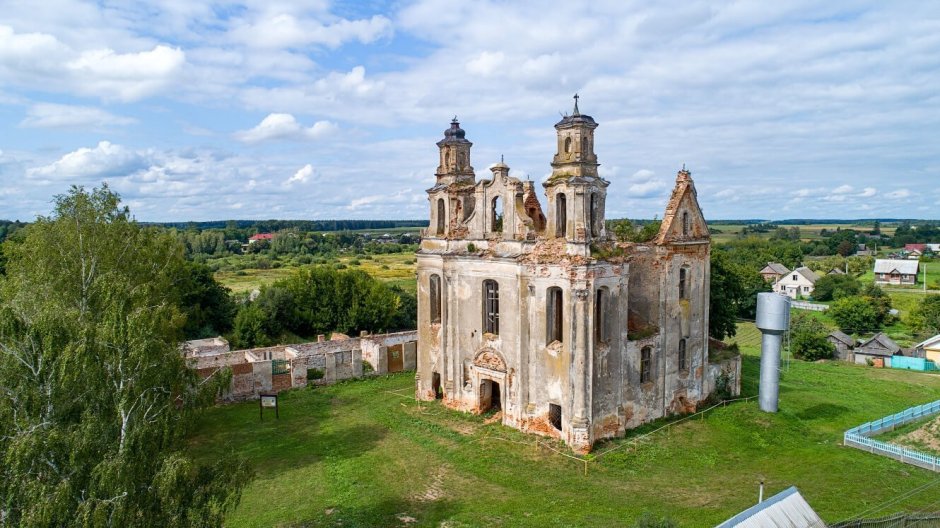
716 486 825 528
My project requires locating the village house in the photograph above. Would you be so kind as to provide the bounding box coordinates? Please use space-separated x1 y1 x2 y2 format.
759 262 790 283
827 330 855 361
414 98 739 454
915 334 940 365
873 259 919 285
773 266 819 299
248 233 274 244
853 333 903 367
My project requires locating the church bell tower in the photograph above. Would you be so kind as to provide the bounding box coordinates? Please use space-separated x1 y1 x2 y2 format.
544 95 608 245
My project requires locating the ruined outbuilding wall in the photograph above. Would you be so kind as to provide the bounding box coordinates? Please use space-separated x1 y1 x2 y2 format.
183 330 418 402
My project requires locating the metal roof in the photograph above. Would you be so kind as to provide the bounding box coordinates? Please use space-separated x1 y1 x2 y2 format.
874 259 919 275
762 262 790 275
715 487 825 528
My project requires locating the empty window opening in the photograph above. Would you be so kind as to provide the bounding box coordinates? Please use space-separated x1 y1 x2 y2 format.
547 287 564 344
581 135 589 155
491 196 503 233
678 339 687 371
679 267 688 300
436 198 445 235
564 136 572 153
431 372 443 399
555 193 567 238
590 193 599 237
682 211 690 236
429 274 442 324
640 346 652 384
549 403 562 431
480 379 501 413
594 288 609 345
483 280 500 335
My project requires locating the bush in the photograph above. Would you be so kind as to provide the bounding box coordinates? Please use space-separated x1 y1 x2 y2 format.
634 512 677 528
307 368 325 380
790 312 835 361
829 296 882 334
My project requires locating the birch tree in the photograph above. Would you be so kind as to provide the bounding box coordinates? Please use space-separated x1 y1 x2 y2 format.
0 185 247 527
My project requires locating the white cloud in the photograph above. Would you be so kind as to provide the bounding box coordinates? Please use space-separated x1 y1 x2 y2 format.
466 51 505 76
26 141 145 181
859 187 877 198
626 169 668 198
285 164 315 186
887 189 911 199
66 45 185 101
20 103 135 129
832 184 853 194
229 13 391 49
234 113 338 143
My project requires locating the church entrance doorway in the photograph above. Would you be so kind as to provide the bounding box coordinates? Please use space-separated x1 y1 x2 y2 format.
479 379 502 413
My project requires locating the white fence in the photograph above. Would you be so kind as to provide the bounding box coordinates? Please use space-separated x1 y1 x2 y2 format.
843 399 940 472
791 300 829 311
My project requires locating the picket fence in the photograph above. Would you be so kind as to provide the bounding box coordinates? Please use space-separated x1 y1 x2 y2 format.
843 399 940 472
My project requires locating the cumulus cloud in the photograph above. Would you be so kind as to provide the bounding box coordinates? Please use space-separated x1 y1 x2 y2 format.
285 164 315 186
20 103 135 129
234 113 338 143
832 184 853 194
0 25 185 102
26 141 146 181
887 189 911 199
859 187 877 198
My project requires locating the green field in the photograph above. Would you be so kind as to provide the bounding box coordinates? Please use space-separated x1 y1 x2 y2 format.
708 222 896 245
188 322 940 527
215 253 417 294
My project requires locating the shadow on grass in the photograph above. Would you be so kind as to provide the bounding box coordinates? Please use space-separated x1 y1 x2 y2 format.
287 498 460 528
741 354 760 398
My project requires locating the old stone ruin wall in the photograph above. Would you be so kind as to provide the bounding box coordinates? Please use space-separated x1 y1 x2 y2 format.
183 330 418 402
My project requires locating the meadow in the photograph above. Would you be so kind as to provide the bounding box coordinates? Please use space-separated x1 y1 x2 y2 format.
215 253 417 294
188 322 940 527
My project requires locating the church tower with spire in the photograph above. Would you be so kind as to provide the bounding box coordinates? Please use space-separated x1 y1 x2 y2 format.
544 95 609 252
415 98 723 454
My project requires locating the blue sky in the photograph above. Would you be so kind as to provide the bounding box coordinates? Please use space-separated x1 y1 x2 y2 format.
0 0 938 222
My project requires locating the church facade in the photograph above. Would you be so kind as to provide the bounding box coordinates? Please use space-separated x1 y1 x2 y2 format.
415 99 716 453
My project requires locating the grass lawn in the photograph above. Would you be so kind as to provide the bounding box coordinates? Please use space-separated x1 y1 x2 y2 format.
188 322 940 527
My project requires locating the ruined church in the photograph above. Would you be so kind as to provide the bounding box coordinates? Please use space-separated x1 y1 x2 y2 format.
415 98 717 453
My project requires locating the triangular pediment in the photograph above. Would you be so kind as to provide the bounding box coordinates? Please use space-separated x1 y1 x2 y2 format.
655 171 709 244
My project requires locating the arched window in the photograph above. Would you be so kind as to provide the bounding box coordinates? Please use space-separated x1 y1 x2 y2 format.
429 274 442 324
458 151 466 169
640 346 652 383
678 339 687 371
483 280 499 335
555 193 567 238
547 287 564 344
590 193 598 237
564 136 572 153
594 288 608 345
491 196 503 233
679 267 688 300
436 198 446 235
581 135 589 155
682 211 690 236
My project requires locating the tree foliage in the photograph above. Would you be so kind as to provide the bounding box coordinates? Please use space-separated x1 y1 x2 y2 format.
709 251 745 340
811 274 861 301
231 266 407 347
790 312 835 361
0 186 248 527
909 294 940 334
829 296 883 334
